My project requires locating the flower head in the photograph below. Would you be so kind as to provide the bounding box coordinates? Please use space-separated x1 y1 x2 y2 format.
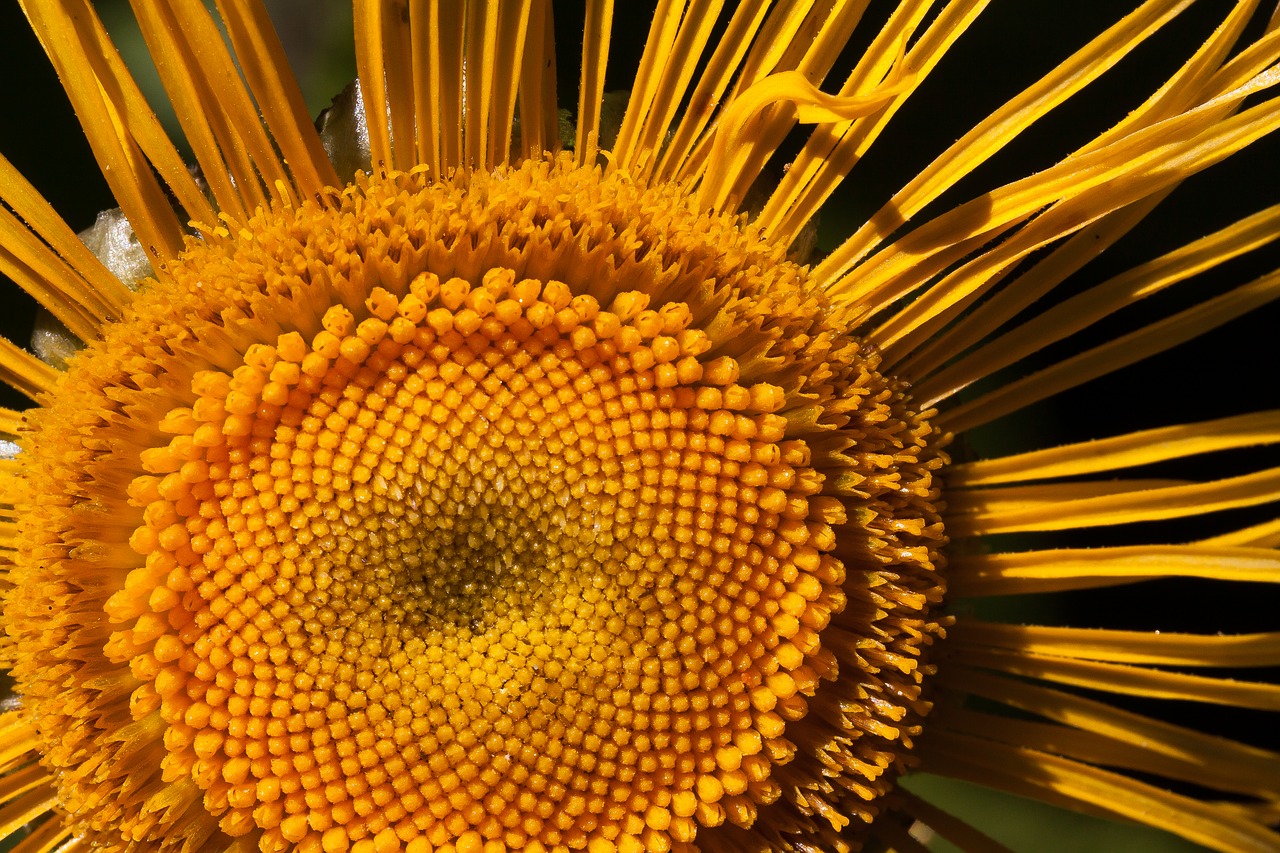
0 3 1277 853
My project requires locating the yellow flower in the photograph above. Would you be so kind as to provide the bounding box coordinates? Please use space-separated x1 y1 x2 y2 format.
0 2 1277 853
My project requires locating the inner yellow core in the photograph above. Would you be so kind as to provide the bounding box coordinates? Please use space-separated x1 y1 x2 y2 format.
109 269 839 852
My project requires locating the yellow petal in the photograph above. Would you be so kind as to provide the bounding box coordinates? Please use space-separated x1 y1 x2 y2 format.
952 411 1280 485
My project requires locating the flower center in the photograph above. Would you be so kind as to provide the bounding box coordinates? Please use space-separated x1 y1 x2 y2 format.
120 273 831 848
10 158 948 853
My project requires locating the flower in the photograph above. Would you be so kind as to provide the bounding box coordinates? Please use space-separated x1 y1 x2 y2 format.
0 2 1277 852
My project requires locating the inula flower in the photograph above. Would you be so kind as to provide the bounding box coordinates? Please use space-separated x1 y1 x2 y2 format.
0 2 1278 852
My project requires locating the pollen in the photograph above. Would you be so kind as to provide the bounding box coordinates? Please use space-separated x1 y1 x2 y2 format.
8 157 946 853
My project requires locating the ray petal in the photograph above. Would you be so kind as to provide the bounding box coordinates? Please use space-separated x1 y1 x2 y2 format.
758 0 991 247
0 337 60 401
354 0 401 172
942 707 1278 803
627 0 726 180
9 818 74 853
898 192 1168 385
651 0 772 181
951 411 1280 486
0 153 129 329
214 0 341 194
130 0 295 208
950 621 1280 667
0 786 57 845
834 71 1280 327
0 409 22 439
0 211 109 344
944 665 1280 799
515 0 558 160
574 0 614 161
1201 517 1280 548
813 0 1196 289
941 266 1280 432
19 0 187 262
698 67 915 212
463 0 499 169
955 647 1280 709
948 544 1280 596
611 0 686 169
947 466 1280 536
916 205 1280 407
688 0 872 208
900 4 1278 382
406 0 444 177
922 731 1280 853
